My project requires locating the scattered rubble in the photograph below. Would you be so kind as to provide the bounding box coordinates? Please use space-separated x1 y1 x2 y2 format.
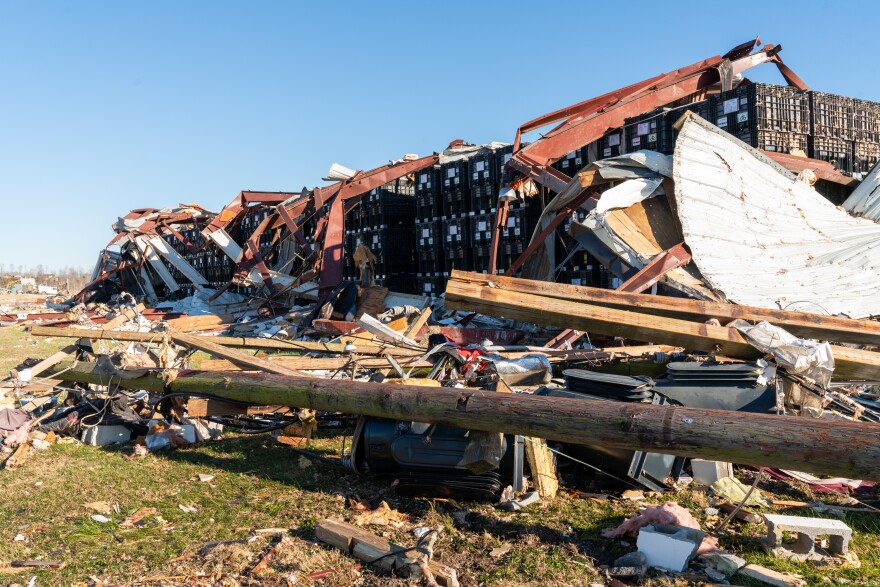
1 36 879 584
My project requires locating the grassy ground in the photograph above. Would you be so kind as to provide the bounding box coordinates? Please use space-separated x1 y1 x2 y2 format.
0 326 878 586
0 325 70 375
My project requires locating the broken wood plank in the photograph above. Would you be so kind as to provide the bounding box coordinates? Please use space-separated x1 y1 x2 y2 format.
250 534 288 577
5 442 30 469
165 313 236 332
444 278 880 380
49 361 880 480
451 270 880 346
196 356 432 372
30 326 423 356
2 345 78 392
103 303 147 329
524 437 558 500
171 332 311 377
186 398 292 418
405 307 432 342
316 519 458 587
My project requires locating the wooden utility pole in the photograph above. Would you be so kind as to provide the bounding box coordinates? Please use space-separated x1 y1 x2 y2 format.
46 362 880 480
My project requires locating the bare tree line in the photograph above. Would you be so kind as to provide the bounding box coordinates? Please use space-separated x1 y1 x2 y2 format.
0 264 91 293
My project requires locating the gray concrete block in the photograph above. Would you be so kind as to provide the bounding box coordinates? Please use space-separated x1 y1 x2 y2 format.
762 513 852 561
699 551 746 577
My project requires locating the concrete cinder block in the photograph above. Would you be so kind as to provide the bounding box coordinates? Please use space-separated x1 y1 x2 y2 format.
699 551 746 577
636 524 704 572
690 459 734 486
609 551 647 578
81 425 131 446
762 513 852 560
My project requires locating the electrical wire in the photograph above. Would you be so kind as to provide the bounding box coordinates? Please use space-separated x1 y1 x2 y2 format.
711 467 764 535
522 437 642 488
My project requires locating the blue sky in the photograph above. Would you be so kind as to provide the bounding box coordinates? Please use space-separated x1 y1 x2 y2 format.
1 1 878 272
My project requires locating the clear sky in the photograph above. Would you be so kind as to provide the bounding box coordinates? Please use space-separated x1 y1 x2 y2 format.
1 1 878 273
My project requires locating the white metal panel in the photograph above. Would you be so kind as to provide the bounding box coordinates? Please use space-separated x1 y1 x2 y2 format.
148 235 208 287
843 161 880 220
673 114 880 318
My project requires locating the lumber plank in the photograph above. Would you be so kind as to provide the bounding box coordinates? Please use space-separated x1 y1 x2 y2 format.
2 345 77 392
29 326 423 356
102 303 147 329
186 398 292 418
444 279 880 381
524 437 558 499
165 313 235 332
451 270 880 346
171 332 310 377
197 356 432 372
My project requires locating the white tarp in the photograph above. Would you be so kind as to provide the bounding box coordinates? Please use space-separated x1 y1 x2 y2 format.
673 113 880 319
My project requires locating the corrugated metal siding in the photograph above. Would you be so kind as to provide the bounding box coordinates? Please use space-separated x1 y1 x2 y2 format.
674 114 880 318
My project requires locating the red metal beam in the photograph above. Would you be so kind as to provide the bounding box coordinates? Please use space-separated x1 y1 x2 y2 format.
503 187 597 276
548 243 692 349
509 40 806 186
616 243 692 293
487 201 510 276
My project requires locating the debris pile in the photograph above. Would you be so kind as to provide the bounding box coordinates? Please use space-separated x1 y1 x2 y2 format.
2 37 880 585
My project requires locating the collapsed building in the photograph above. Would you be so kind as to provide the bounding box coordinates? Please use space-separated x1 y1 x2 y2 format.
4 36 880 582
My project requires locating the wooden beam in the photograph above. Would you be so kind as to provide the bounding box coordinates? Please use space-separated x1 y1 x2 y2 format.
186 398 292 418
47 361 880 480
29 326 423 356
444 278 880 381
104 303 147 329
451 270 880 347
171 332 310 377
2 345 77 392
165 313 235 332
197 356 432 371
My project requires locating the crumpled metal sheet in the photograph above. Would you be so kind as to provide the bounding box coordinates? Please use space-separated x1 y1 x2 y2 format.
843 160 880 220
729 319 835 386
673 113 880 318
520 151 672 281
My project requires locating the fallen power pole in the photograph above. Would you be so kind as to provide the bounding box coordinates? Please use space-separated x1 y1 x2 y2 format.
47 362 880 480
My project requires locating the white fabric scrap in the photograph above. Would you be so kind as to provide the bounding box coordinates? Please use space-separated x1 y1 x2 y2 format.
593 177 664 215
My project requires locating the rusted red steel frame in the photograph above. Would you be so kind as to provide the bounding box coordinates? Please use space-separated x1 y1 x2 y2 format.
202 192 296 236
494 40 809 277
79 207 213 300
282 154 440 291
208 155 441 295
509 40 807 185
502 187 598 277
546 243 693 349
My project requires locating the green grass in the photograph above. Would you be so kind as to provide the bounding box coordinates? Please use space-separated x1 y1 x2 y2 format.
0 326 879 585
0 325 69 375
